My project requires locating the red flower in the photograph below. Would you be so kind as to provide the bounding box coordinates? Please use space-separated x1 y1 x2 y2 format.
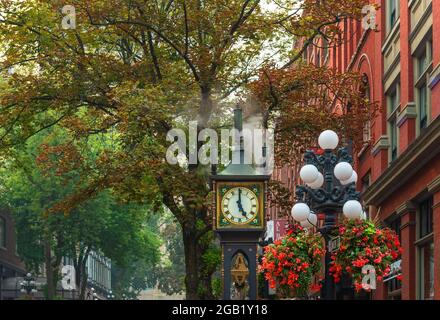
352 258 368 268
354 282 364 292
310 283 322 292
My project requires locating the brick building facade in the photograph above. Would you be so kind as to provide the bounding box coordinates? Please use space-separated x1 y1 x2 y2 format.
269 0 439 300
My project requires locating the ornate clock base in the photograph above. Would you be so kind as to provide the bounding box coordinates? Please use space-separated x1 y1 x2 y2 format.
219 231 262 300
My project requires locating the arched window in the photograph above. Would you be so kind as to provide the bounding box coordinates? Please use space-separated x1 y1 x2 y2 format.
0 216 6 248
360 74 372 143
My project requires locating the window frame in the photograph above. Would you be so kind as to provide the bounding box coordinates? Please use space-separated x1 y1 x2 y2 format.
387 84 400 163
414 40 433 134
387 0 399 33
385 214 402 298
416 196 435 300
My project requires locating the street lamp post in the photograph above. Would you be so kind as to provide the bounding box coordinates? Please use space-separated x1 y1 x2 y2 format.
20 273 38 297
291 130 363 300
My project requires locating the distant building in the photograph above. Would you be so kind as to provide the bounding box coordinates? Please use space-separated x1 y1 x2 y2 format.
0 210 26 300
0 208 112 300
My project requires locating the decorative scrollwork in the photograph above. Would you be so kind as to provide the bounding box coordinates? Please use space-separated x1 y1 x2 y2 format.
343 183 360 201
330 186 344 203
307 188 327 203
304 150 320 166
337 147 353 164
296 147 360 210
295 185 307 202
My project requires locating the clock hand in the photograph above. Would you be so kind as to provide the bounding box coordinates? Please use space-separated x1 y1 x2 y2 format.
236 189 247 217
237 201 247 217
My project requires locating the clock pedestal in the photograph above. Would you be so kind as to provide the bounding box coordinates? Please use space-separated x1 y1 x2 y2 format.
219 231 262 300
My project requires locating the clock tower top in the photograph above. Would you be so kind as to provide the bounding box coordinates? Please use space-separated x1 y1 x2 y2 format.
211 106 270 182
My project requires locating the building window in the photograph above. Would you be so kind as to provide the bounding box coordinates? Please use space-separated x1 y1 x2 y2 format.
388 0 398 30
417 197 434 300
414 40 432 132
0 216 6 248
384 215 402 299
419 197 433 238
387 85 400 163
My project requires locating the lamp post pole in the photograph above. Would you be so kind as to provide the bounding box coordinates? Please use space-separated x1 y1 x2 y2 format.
292 130 363 300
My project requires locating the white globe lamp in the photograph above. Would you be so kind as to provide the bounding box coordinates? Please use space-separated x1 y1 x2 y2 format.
308 172 324 189
300 213 318 228
340 171 358 185
343 200 363 219
334 162 353 181
318 130 339 150
300 164 319 184
291 203 311 222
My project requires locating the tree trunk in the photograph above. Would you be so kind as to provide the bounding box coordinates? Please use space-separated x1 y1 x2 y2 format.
74 248 90 300
182 227 200 300
199 273 215 300
180 85 216 300
44 237 55 300
79 259 88 300
199 86 213 130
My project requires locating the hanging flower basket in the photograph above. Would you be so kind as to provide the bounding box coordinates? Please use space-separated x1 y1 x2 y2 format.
329 218 402 292
259 224 325 298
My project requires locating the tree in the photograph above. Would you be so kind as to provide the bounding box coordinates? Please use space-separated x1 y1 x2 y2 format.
146 210 186 296
0 0 371 299
0 128 160 299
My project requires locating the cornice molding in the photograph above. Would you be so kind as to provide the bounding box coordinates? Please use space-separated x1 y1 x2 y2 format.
371 135 389 156
364 116 440 206
382 20 401 54
429 63 440 89
397 103 417 127
427 175 440 194
395 201 416 216
409 1 432 44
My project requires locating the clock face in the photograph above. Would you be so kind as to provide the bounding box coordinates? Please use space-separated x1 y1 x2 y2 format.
221 187 259 225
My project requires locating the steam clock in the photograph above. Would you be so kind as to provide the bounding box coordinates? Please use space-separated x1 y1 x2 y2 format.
211 108 269 300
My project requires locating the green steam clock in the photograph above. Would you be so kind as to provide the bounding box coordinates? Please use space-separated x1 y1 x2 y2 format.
211 108 269 300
